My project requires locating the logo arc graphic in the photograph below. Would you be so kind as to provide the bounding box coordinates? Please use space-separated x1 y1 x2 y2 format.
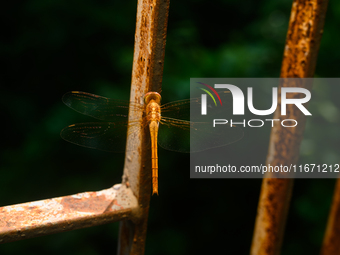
200 88 216 106
197 82 223 106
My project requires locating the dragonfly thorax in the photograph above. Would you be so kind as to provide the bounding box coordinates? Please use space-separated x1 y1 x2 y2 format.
145 99 161 124
145 92 161 124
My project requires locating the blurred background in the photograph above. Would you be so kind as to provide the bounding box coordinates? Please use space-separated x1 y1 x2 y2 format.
1 0 340 254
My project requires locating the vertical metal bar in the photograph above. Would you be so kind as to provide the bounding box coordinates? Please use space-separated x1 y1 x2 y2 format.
320 177 340 255
250 1 329 255
117 0 170 254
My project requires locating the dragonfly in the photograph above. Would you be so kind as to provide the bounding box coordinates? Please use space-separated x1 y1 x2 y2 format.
61 90 243 195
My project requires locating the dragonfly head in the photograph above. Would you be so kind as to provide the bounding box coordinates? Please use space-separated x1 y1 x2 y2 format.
144 92 161 105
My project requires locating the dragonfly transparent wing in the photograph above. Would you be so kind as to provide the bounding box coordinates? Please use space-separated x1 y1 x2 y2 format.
158 117 243 153
159 90 241 152
62 91 143 121
60 122 130 152
62 90 241 153
61 91 148 152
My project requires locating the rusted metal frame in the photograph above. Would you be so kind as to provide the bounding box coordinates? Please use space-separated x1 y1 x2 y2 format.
0 184 138 244
0 0 171 247
320 176 340 255
250 1 328 255
118 0 170 254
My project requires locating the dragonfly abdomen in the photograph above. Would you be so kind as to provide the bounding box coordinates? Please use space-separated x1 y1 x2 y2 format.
144 92 161 195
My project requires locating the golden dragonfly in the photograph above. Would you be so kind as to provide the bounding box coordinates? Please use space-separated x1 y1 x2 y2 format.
61 90 243 195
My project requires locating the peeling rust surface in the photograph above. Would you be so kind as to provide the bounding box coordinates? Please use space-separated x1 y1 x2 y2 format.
251 178 294 255
0 184 138 243
281 0 328 78
124 0 169 199
251 1 329 255
119 0 170 254
320 178 340 255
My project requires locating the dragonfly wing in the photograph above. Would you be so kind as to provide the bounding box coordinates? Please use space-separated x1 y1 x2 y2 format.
62 91 143 121
161 91 232 121
60 122 128 152
158 117 243 153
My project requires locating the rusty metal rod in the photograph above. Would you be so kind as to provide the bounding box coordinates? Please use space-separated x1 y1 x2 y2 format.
250 0 329 255
0 184 138 244
320 177 340 255
117 0 170 254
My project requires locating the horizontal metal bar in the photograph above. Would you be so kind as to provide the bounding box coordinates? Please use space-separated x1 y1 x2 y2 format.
0 184 138 244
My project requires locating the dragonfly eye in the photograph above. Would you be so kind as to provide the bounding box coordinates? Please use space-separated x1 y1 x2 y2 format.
144 92 162 105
